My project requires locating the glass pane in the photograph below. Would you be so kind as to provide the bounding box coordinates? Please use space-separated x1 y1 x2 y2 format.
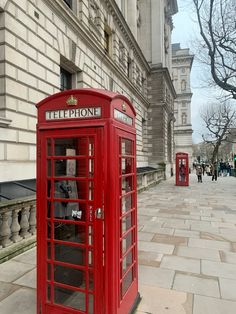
47 139 52 156
54 286 86 311
47 242 51 259
54 180 87 200
121 158 132 174
54 138 78 156
88 181 94 200
122 231 132 254
89 138 94 156
121 139 133 156
54 243 85 266
88 250 93 266
89 159 94 177
47 160 52 176
53 202 85 221
122 269 133 297
88 225 93 246
47 263 51 280
54 223 86 244
122 176 133 194
121 194 132 213
54 265 85 289
47 284 51 302
89 294 94 314
122 250 133 275
122 212 132 234
89 270 94 291
47 180 51 197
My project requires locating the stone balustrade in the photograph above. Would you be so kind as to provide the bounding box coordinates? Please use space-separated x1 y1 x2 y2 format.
0 170 164 262
137 168 165 193
0 196 36 250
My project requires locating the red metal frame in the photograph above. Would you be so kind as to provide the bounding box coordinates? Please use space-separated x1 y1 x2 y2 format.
175 152 189 186
36 89 139 314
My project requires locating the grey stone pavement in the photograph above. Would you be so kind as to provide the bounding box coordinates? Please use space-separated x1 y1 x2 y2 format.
1 173 236 314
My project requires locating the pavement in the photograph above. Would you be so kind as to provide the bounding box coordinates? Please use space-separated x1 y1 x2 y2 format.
1 173 236 314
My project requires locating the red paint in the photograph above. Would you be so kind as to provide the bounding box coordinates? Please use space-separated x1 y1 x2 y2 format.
36 89 139 314
176 152 189 186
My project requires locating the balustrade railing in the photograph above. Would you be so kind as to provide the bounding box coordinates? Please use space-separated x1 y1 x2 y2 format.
0 169 164 254
137 168 165 192
0 196 36 250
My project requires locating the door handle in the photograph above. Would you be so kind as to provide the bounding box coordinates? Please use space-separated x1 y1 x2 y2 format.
96 207 104 219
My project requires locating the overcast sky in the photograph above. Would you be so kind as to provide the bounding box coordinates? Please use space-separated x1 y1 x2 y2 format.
172 0 219 144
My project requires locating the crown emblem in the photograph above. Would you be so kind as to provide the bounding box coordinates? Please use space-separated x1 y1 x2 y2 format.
66 95 77 106
122 102 126 112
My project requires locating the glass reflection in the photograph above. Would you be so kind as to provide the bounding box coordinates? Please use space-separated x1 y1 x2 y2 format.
121 139 133 156
121 158 132 174
122 269 133 297
54 223 86 244
54 180 87 200
54 243 85 266
122 213 132 234
122 176 132 194
122 250 133 275
89 138 94 156
54 265 84 288
121 194 132 213
54 286 86 311
122 231 132 254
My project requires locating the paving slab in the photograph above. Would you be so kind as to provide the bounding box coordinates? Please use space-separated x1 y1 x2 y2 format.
201 260 236 279
219 278 236 301
175 246 220 262
13 269 36 289
137 284 193 314
188 238 231 251
0 288 36 314
138 265 175 289
0 282 19 302
0 260 35 282
160 255 200 274
220 251 236 264
193 294 236 314
173 273 220 298
138 240 174 255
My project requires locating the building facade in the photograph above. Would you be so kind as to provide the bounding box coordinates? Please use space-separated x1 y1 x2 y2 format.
0 0 177 196
172 43 193 164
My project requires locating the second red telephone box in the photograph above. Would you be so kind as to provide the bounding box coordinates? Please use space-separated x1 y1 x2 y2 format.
36 89 140 314
176 152 189 186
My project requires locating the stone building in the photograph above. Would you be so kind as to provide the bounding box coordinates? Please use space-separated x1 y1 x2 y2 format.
0 0 177 198
172 43 194 164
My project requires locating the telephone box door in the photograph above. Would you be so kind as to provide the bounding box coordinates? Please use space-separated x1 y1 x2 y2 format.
37 127 104 314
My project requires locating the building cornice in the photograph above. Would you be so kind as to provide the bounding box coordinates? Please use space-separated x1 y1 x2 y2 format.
46 0 150 106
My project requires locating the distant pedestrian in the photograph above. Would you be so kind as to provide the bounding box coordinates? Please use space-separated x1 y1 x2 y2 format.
196 165 203 183
212 162 218 181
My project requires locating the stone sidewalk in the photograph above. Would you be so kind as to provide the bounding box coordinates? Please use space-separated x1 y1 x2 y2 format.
137 173 236 314
0 173 236 313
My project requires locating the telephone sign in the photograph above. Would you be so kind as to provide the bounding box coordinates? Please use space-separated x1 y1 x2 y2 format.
36 89 140 314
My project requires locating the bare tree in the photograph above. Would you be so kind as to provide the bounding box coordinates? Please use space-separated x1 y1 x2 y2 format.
193 0 236 99
200 101 236 162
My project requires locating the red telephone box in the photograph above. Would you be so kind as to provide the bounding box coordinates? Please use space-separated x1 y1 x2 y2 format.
36 89 140 314
176 152 189 186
